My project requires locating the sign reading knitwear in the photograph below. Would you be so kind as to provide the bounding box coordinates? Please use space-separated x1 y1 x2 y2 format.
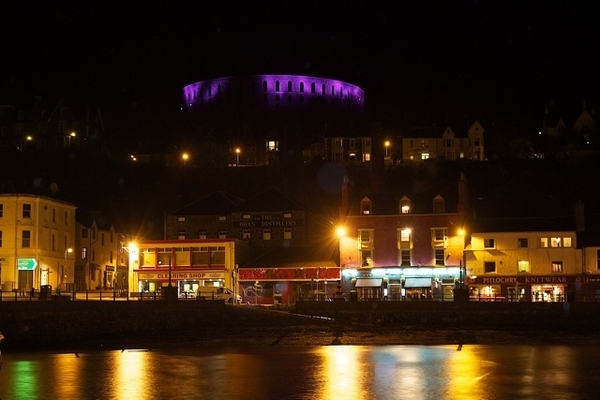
17 258 38 270
137 271 224 280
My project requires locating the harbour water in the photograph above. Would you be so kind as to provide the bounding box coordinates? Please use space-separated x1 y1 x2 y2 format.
1 345 600 399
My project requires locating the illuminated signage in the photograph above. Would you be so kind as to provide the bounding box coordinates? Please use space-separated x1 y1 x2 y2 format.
17 258 38 270
137 271 224 280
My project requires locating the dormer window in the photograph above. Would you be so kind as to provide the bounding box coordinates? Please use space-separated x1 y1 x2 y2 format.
400 196 411 214
433 195 445 213
360 197 372 215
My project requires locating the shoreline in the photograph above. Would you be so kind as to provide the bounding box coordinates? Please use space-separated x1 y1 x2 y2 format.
7 325 600 354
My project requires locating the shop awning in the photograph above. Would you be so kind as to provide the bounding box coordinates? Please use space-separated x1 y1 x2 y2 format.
404 277 432 288
355 278 382 287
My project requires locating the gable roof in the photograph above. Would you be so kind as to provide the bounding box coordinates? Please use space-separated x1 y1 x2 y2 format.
170 190 244 215
241 245 337 268
233 187 308 213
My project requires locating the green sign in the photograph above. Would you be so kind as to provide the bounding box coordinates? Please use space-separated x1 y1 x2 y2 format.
17 258 38 270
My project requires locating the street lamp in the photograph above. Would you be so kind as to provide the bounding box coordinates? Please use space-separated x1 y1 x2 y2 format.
181 152 189 166
235 147 241 166
457 228 466 288
63 248 73 292
384 140 390 158
335 226 346 299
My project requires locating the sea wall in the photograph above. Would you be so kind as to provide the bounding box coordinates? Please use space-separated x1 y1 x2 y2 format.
1 300 599 351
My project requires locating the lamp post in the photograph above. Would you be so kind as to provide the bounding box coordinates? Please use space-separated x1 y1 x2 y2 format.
181 152 189 166
336 226 346 300
384 140 390 158
168 255 172 287
235 147 241 166
64 248 73 291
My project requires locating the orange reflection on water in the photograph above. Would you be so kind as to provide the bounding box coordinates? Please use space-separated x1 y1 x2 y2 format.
51 353 82 400
112 349 155 399
316 346 368 400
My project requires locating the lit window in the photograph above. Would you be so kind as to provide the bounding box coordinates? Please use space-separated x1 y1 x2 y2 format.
517 260 530 273
262 229 271 240
283 212 292 219
421 152 430 160
217 215 227 221
267 141 278 151
550 237 562 247
401 205 410 214
177 216 186 222
563 237 572 247
400 229 411 242
283 228 292 240
552 261 563 273
242 214 251 220
242 229 251 239
540 238 549 248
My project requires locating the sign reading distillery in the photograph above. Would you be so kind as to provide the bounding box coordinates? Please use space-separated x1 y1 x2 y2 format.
235 213 302 228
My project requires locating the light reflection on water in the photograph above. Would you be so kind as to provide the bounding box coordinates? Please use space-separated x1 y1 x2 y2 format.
1 345 600 400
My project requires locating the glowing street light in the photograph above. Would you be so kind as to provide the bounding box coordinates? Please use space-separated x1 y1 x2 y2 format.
384 140 390 158
235 147 241 166
182 152 189 166
335 226 347 300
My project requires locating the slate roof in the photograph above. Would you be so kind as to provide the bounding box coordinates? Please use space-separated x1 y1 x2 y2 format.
347 177 460 216
170 190 244 215
241 245 338 268
468 215 576 233
233 186 309 213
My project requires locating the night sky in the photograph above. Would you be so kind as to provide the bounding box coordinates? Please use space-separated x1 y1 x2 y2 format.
3 1 599 146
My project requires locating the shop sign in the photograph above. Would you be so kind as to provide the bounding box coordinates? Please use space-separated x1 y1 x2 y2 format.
473 275 575 285
138 271 224 280
235 213 301 228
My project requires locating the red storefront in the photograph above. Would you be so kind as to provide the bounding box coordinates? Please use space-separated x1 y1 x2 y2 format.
238 267 341 305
